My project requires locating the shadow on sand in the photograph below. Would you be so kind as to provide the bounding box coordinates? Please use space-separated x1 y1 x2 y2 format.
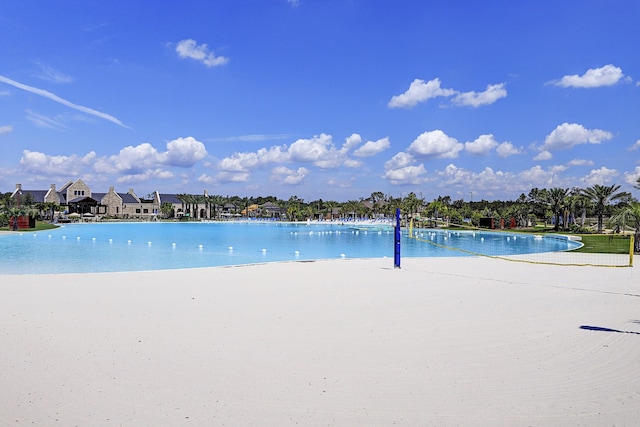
580 325 640 335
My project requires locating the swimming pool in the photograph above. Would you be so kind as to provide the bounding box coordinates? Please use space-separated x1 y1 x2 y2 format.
0 222 580 274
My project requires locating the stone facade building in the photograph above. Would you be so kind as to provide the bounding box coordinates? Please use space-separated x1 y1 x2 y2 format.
11 179 171 219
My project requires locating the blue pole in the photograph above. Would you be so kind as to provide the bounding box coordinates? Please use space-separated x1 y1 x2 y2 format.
394 208 401 269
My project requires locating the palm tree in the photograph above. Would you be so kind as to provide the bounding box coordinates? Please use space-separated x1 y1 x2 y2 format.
209 195 225 220
176 193 188 218
402 192 421 222
581 184 630 233
545 187 569 231
193 194 207 219
160 201 174 219
609 202 640 252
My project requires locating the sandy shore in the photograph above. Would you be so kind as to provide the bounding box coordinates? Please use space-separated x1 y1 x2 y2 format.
1 257 638 425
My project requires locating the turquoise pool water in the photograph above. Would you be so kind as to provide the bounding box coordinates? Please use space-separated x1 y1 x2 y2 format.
0 222 580 274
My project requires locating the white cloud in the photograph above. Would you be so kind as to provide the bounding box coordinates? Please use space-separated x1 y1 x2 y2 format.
389 78 507 109
217 133 363 173
116 168 174 184
342 133 363 151
0 125 13 135
382 152 427 185
567 159 594 167
95 143 161 174
534 150 552 161
95 137 208 174
215 171 250 183
465 134 499 156
175 39 229 67
438 164 510 189
437 164 475 186
630 140 640 151
542 122 613 151
382 164 427 185
432 164 565 195
35 64 73 84
0 74 128 128
453 83 507 107
327 177 355 189
624 166 640 186
20 150 96 176
388 78 456 108
25 110 68 130
496 141 522 158
197 174 215 185
581 167 618 186
384 152 415 170
288 134 334 164
408 130 463 159
519 165 557 188
553 64 626 88
271 166 309 185
353 137 390 157
222 145 289 171
549 164 568 173
163 136 208 167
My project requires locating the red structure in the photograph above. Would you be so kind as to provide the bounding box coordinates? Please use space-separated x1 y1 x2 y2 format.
9 216 35 230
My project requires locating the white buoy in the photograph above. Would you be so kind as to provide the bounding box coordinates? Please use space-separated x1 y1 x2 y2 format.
109 238 113 243
481 237 484 242
62 236 66 240
262 248 267 252
340 253 346 258
33 233 37 237
294 250 300 255
92 237 96 241
127 240 132 244
228 246 233 250
198 244 203 249
171 242 176 246
148 241 152 246
77 236 80 240
48 235 52 239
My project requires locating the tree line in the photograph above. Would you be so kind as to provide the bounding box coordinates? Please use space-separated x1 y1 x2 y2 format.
3 180 640 247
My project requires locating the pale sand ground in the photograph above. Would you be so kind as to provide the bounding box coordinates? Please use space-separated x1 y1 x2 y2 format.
1 257 639 426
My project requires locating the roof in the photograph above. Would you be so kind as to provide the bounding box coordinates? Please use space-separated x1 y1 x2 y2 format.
68 196 101 204
14 190 48 203
120 193 139 204
159 193 182 204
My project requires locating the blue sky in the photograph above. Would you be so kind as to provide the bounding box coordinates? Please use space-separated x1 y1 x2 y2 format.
1 0 639 202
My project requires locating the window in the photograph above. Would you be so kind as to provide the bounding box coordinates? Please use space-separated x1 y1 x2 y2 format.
135 209 141 214
143 209 148 214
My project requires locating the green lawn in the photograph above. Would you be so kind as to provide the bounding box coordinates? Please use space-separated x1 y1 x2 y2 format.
0 222 59 232
573 234 632 254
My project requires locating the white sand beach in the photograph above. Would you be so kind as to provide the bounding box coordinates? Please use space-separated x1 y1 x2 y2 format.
1 257 639 426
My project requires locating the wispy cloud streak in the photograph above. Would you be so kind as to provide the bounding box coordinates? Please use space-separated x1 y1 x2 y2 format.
0 74 129 128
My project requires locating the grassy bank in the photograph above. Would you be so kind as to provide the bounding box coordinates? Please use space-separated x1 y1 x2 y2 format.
0 222 59 232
